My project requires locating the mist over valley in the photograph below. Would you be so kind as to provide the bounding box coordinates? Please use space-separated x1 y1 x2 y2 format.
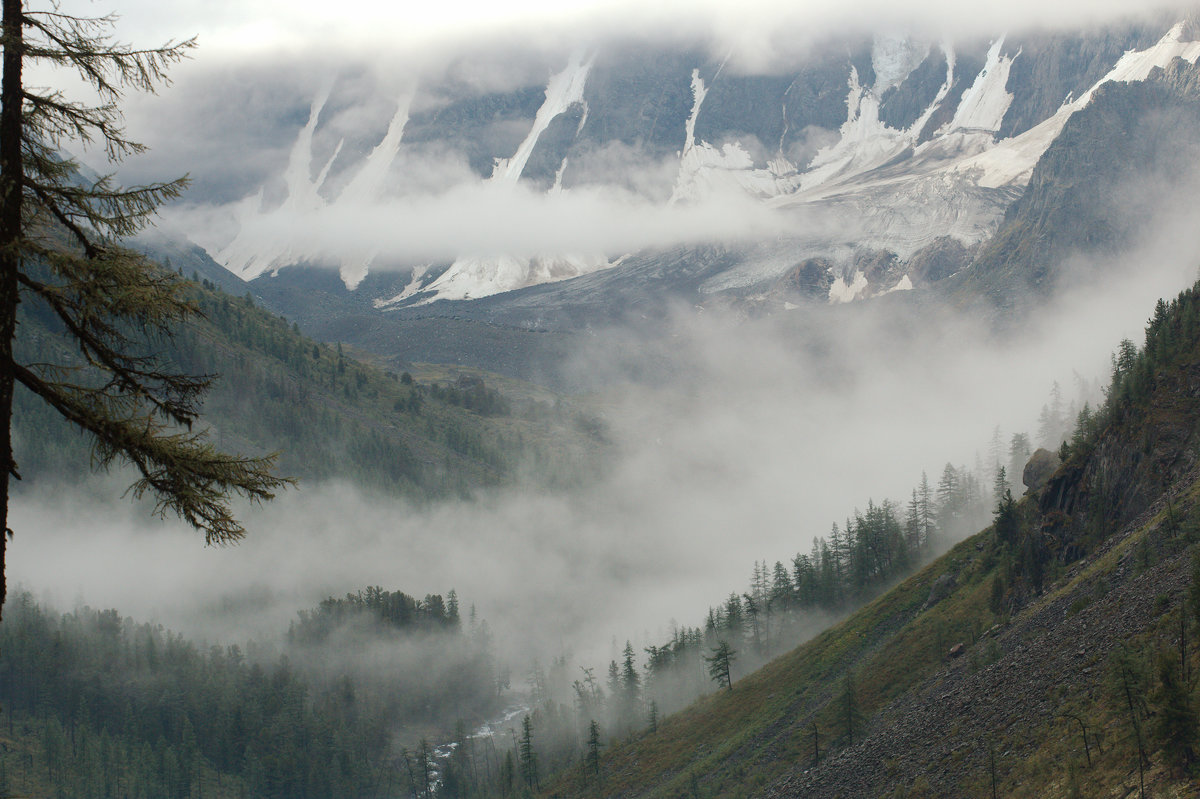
10 3 1200 797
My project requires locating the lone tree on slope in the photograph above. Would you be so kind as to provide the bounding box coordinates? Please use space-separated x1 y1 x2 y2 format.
705 640 737 692
0 3 288 618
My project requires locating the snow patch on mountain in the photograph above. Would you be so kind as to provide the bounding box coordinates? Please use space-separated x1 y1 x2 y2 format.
752 23 1199 299
957 21 1200 189
375 265 431 308
492 53 593 185
872 34 930 94
403 54 614 304
1090 21 1200 99
940 37 1015 134
217 87 335 282
829 270 869 303
217 86 414 287
672 70 803 202
790 40 960 202
797 66 908 194
402 253 612 304
911 42 956 136
211 19 1200 307
336 96 412 287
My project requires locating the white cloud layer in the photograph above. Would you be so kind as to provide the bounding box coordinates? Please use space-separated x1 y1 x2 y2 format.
42 1 1190 64
170 180 805 269
11 172 1200 669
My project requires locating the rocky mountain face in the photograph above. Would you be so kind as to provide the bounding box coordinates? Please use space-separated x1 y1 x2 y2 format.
958 54 1200 299
153 15 1196 383
211 15 1194 318
118 9 1200 388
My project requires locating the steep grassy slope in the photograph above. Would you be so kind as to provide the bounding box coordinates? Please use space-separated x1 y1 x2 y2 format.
550 283 1200 798
11 267 604 501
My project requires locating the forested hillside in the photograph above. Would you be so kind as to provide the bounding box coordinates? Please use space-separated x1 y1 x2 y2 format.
0 586 502 799
11 266 605 500
540 279 1200 798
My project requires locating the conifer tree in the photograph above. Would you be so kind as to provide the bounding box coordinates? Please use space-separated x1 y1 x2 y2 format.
0 2 289 618
704 640 735 692
993 488 1018 548
742 591 762 651
498 750 515 796
1008 433 1031 487
935 463 960 532
518 714 538 791
987 425 1004 485
839 671 865 745
1108 645 1150 798
769 560 793 614
916 471 935 547
585 719 602 779
992 466 1009 503
620 640 641 717
904 489 922 551
417 739 433 799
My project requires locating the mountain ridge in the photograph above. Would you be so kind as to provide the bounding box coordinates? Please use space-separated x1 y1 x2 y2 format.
197 15 1193 310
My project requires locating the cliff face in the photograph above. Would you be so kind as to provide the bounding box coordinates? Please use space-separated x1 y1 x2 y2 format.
997 19 1170 138
961 57 1200 297
1042 356 1200 558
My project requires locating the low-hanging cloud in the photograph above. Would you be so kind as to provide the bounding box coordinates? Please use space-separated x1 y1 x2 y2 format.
46 1 1188 74
169 179 806 269
12 160 1200 674
17 0 1200 680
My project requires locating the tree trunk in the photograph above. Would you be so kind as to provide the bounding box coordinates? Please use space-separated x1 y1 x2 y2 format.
0 0 25 624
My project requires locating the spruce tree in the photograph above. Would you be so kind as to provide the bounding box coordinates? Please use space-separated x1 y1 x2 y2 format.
904 489 922 551
935 463 960 536
916 471 935 547
585 719 602 778
839 671 865 745
993 488 1018 548
704 640 735 692
518 714 538 791
1008 433 1031 487
0 3 289 619
620 641 641 720
769 560 793 614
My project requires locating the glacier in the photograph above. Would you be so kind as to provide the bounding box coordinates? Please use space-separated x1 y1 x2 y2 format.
211 20 1200 307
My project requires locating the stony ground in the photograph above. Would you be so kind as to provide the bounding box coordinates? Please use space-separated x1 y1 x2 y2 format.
763 476 1198 798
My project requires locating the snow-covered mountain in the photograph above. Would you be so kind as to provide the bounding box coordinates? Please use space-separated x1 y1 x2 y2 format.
205 15 1196 314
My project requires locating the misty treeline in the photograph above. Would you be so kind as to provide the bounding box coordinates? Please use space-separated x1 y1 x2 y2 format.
479 379 1105 794
0 585 506 799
